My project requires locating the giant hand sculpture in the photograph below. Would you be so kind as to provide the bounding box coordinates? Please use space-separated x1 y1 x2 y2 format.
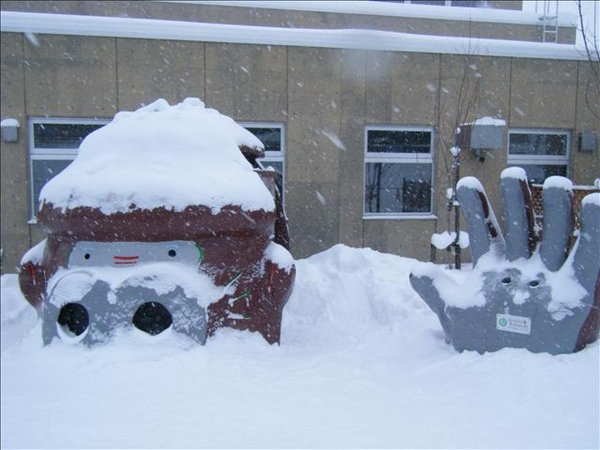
410 168 599 354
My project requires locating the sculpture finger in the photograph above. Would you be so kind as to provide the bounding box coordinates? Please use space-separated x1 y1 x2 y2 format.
456 177 505 265
540 177 573 271
570 193 600 292
500 168 536 261
571 193 600 351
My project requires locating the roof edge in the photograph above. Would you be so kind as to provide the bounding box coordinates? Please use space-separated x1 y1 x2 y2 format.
0 11 590 61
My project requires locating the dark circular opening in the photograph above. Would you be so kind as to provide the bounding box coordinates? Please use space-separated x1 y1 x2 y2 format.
529 280 540 288
501 277 511 285
132 302 172 336
168 249 177 258
84 253 91 260
57 303 89 336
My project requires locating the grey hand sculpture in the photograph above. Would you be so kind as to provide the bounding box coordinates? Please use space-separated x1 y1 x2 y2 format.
410 167 599 354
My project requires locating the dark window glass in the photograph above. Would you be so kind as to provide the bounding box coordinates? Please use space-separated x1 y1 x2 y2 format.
507 164 567 185
508 133 568 156
33 123 105 149
32 159 72 213
450 1 483 7
244 127 281 152
365 163 432 213
411 0 446 5
367 130 431 154
370 0 485 6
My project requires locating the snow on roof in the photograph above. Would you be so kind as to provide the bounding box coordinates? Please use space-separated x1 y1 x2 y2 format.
0 118 20 128
0 10 589 61
39 98 275 215
463 116 507 126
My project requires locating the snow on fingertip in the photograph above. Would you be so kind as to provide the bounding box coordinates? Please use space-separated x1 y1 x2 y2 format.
581 192 600 207
501 166 527 180
543 176 573 191
457 176 484 191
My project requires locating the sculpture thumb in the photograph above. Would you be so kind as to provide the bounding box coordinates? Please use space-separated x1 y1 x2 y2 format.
570 193 600 351
409 263 455 316
570 193 600 292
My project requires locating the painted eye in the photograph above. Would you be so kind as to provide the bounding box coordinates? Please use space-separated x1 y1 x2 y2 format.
501 277 511 285
81 248 93 260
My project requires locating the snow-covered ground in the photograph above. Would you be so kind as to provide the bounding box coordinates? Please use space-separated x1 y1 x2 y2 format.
2 244 598 449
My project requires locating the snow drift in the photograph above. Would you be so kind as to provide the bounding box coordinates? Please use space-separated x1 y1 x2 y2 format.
2 245 598 449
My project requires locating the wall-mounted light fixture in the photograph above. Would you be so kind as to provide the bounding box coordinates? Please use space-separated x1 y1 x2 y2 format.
1 118 20 143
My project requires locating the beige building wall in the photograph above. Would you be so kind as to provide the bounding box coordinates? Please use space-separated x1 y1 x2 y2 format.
572 62 600 186
1 22 598 273
1 33 29 273
116 39 206 111
285 47 344 257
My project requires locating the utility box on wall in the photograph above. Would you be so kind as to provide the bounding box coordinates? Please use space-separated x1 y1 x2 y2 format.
459 117 506 149
1 118 20 143
458 117 506 162
578 131 597 154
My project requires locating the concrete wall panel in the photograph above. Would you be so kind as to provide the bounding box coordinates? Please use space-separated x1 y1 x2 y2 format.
205 43 287 121
338 49 368 249
286 47 343 257
363 219 437 259
117 39 205 111
1 33 30 272
23 35 117 117
572 61 600 186
509 59 578 128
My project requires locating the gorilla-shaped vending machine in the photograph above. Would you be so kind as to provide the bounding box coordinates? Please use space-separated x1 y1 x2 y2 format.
19 98 295 346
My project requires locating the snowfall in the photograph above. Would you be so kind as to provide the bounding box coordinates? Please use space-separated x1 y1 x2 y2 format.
2 98 599 449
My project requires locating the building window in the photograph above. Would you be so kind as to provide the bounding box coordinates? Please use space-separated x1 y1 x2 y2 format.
28 119 285 221
507 129 570 184
364 126 434 217
28 118 109 220
241 123 286 198
374 1 487 6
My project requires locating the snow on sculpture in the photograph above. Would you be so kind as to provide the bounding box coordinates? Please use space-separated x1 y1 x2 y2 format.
410 168 599 354
18 98 295 346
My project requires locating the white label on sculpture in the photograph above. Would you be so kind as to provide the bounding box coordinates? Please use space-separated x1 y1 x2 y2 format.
496 313 532 335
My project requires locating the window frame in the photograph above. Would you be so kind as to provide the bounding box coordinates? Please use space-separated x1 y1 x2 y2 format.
363 125 435 219
28 117 110 222
239 122 286 201
402 1 487 7
507 128 571 183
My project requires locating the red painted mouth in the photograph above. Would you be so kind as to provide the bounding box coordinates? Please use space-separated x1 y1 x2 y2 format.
113 256 139 266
